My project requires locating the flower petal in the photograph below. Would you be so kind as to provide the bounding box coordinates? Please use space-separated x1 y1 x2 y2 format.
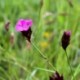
15 19 33 32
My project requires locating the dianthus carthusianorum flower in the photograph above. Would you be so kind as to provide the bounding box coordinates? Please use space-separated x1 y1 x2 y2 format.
15 19 33 42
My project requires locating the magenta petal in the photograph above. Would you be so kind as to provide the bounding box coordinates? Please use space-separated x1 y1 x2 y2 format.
26 19 33 27
15 19 33 32
15 19 24 31
15 25 23 31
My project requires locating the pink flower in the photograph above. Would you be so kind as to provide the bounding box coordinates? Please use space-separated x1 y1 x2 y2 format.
15 19 33 32
15 19 33 42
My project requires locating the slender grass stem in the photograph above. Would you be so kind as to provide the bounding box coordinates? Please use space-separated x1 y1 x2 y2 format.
65 51 73 75
35 67 55 73
31 42 56 71
31 42 47 59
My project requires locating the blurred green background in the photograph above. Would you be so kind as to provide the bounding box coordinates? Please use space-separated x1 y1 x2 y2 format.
0 0 80 80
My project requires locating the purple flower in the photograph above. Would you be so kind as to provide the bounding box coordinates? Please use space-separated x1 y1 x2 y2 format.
50 71 63 80
61 31 71 50
15 19 33 42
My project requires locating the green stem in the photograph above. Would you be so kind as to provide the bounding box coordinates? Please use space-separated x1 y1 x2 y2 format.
31 42 47 59
65 51 73 75
31 42 56 71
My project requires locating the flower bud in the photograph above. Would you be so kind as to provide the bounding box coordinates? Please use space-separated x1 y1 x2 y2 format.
61 31 71 50
4 21 10 31
50 71 63 80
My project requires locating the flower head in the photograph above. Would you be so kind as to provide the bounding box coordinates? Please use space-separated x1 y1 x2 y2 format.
15 19 32 31
40 41 48 49
5 21 10 31
15 19 33 42
61 31 71 50
43 32 51 38
50 71 63 80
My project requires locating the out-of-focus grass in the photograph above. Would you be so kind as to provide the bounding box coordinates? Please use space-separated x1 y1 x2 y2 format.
0 0 80 80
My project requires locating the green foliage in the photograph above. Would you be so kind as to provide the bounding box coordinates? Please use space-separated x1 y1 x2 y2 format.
0 0 80 80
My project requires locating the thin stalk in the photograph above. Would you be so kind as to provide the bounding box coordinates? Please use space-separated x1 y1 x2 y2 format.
65 51 73 74
31 42 47 59
31 42 56 71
